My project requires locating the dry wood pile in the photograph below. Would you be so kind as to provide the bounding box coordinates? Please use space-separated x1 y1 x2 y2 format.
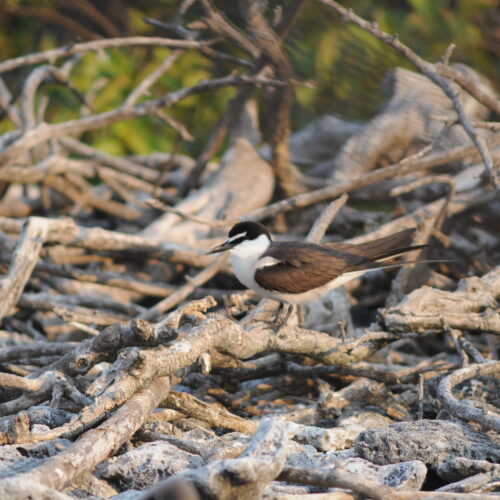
0 1 499 499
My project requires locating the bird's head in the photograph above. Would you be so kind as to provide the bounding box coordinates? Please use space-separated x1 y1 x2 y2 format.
207 221 272 258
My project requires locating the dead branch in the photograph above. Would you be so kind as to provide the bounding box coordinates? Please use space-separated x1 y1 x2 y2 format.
7 376 171 491
318 0 498 188
162 390 258 434
381 268 500 334
0 37 211 74
0 215 216 269
0 74 284 166
437 361 500 433
248 132 500 221
281 463 496 499
156 418 290 500
242 0 302 197
0 217 51 322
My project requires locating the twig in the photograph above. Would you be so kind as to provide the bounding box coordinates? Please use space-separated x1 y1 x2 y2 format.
13 376 172 489
138 254 227 321
306 193 348 243
99 167 174 206
0 74 285 165
436 64 500 115
432 116 500 131
197 0 260 59
286 359 454 384
0 37 212 74
60 136 161 183
71 0 120 37
146 198 228 228
0 215 218 270
390 175 455 198
0 342 74 363
162 390 257 433
418 373 424 420
318 0 498 188
124 51 182 107
459 336 489 364
20 61 77 130
437 361 500 432
449 329 469 367
0 217 51 322
279 463 399 500
247 133 500 221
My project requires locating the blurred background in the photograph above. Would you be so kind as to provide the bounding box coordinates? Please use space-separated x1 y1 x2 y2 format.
1 0 498 160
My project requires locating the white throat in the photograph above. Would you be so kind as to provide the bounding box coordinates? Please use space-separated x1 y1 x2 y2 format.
229 234 271 294
229 234 271 259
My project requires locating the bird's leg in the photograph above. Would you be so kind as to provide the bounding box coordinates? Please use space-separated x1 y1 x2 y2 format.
272 303 295 331
297 304 304 325
273 301 285 323
281 304 295 326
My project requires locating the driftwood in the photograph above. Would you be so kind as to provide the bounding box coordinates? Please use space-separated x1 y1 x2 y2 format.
0 1 499 499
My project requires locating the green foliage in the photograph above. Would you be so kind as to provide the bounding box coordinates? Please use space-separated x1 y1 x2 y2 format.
0 0 497 157
289 0 498 128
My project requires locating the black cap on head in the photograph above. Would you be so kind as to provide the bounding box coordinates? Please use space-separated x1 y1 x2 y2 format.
228 221 271 241
206 221 271 255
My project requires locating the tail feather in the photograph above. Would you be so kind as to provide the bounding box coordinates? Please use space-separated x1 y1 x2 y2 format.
351 258 448 273
327 228 425 262
351 228 417 259
367 243 428 262
326 228 449 274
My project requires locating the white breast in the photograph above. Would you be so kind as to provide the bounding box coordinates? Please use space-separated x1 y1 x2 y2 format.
231 253 260 290
229 234 273 296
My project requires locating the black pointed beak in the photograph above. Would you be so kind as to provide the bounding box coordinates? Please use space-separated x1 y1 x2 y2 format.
206 240 236 255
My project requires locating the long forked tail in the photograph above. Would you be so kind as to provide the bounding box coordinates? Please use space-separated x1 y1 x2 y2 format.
348 228 449 272
327 228 427 262
351 228 426 260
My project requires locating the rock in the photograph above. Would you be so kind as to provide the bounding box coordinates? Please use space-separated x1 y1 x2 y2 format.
336 410 392 429
355 419 500 468
302 288 353 336
437 471 500 493
342 457 427 490
0 439 71 478
0 478 72 500
96 441 203 491
436 457 500 482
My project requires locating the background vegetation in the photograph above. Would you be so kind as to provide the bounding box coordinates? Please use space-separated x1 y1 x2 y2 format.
1 0 498 158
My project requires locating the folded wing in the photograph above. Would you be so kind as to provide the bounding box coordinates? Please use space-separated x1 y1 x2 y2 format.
254 229 425 294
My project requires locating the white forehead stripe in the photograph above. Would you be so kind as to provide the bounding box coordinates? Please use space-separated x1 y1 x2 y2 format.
228 232 247 242
257 256 281 269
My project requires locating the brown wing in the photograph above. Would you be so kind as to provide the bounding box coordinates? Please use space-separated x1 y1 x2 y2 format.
255 229 425 294
254 242 364 294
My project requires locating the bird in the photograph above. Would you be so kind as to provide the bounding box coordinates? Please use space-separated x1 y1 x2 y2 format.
207 220 428 323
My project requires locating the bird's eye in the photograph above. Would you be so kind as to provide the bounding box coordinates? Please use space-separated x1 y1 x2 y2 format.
231 236 246 245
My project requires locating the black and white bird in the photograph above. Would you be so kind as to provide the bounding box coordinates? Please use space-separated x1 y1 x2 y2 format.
207 221 427 305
